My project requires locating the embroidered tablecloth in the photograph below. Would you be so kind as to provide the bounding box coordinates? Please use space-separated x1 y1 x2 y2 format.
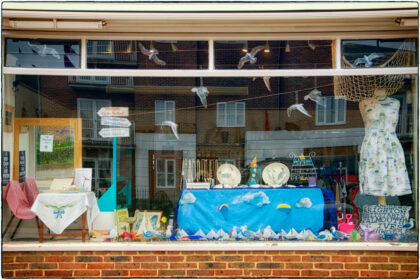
31 192 100 234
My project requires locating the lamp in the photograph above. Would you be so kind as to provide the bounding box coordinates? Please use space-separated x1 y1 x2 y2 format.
285 41 291 53
264 41 270 53
171 42 178 52
307 40 316 51
242 41 248 53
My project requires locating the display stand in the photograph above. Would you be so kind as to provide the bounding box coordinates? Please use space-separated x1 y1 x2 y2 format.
289 152 317 185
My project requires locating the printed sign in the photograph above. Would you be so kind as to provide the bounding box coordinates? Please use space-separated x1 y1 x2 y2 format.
99 127 130 138
19 151 26 183
2 151 10 186
40 135 54 152
97 107 129 117
100 117 131 127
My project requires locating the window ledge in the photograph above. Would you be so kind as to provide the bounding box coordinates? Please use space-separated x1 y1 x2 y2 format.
2 240 417 252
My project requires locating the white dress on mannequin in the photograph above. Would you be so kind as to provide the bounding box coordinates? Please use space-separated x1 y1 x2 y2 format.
358 94 411 197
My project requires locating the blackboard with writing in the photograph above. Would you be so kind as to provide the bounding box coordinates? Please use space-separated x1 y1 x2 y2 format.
362 205 411 238
2 151 10 186
19 150 26 183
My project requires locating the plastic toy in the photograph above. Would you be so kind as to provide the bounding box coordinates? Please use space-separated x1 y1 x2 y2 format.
338 214 355 234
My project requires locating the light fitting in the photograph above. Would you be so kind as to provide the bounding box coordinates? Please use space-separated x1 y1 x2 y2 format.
8 19 106 30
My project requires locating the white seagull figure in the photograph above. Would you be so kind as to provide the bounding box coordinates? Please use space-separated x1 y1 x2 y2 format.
191 86 209 108
138 42 166 66
238 45 265 69
304 88 326 107
353 52 384 68
162 120 180 140
252 76 271 92
27 42 60 59
287 103 311 118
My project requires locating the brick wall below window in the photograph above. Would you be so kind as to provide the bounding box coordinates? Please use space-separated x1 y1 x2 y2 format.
2 250 418 278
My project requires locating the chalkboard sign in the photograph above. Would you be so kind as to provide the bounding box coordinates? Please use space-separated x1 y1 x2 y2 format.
2 151 10 186
19 150 26 183
361 205 411 238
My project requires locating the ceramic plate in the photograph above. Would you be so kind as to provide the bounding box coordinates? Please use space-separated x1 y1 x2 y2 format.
216 163 241 187
262 162 290 186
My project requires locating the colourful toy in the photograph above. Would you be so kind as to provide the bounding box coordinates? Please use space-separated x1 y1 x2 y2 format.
247 157 261 187
338 214 355 234
359 224 381 241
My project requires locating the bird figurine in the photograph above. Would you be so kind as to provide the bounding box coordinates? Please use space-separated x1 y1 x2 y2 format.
353 52 384 68
27 42 60 59
164 225 173 239
304 88 326 107
161 120 180 140
287 103 311 117
402 218 415 231
138 42 166 66
191 86 209 108
237 45 266 69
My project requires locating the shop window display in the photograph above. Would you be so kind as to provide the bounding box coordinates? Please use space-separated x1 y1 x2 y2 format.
1 38 417 244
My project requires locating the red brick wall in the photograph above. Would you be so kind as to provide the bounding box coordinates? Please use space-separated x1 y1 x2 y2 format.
2 250 418 278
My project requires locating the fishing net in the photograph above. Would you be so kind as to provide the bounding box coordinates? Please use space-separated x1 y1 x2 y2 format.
334 39 416 102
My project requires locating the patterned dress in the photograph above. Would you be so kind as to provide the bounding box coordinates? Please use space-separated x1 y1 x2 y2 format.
359 97 411 196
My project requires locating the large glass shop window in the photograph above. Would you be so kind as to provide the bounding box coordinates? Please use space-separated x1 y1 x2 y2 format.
2 73 417 243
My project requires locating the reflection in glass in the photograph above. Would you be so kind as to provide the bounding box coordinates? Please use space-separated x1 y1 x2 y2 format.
5 38 80 68
87 40 208 69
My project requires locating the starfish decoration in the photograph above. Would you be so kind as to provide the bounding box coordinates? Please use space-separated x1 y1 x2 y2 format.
138 42 166 66
353 52 384 67
237 45 265 69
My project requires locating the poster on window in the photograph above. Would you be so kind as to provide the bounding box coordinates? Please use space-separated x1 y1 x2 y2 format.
40 135 54 152
2 151 10 186
75 168 92 192
19 151 26 183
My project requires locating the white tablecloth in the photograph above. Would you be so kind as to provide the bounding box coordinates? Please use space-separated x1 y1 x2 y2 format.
31 192 100 234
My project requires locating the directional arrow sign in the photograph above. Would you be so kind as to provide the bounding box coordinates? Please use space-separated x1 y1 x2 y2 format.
101 117 132 127
97 107 129 117
99 127 130 138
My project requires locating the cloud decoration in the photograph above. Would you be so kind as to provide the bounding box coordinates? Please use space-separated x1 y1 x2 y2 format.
232 191 270 207
295 197 313 208
179 192 196 204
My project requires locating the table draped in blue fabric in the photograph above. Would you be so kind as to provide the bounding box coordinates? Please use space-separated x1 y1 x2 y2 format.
176 187 336 235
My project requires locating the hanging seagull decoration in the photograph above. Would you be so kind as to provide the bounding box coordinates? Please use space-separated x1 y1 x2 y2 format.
27 42 61 59
138 42 166 66
191 86 209 108
287 104 311 118
162 120 180 140
304 88 326 107
237 45 266 69
353 52 384 68
252 76 271 92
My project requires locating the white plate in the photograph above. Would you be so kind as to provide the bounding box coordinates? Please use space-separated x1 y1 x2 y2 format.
216 163 241 187
262 162 290 186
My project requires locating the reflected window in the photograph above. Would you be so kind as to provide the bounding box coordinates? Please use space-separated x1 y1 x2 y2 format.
156 158 176 188
155 100 175 125
77 98 111 140
316 97 346 126
217 102 245 127
5 38 80 68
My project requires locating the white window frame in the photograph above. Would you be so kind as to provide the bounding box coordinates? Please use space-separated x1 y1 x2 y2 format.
315 96 347 126
155 100 175 125
156 158 176 188
87 40 114 60
77 98 112 140
217 102 245 127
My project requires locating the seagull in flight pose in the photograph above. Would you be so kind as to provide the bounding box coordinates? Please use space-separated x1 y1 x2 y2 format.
138 42 166 66
287 103 311 118
27 42 60 59
304 88 326 107
353 52 384 68
238 45 266 69
162 121 180 140
191 86 209 108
